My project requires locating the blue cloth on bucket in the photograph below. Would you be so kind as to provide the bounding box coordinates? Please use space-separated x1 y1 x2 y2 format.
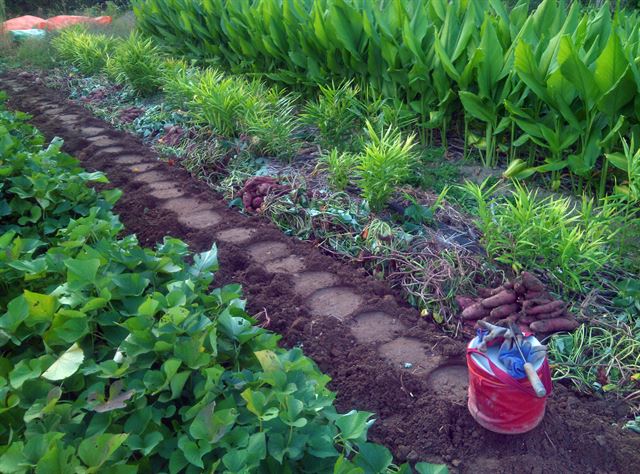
498 340 533 379
476 329 534 379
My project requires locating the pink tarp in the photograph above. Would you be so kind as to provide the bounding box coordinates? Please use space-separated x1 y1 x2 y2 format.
2 15 112 32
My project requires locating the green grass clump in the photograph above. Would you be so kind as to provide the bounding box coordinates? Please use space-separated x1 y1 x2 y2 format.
321 148 358 191
462 179 617 292
107 32 163 96
302 80 364 152
246 90 301 160
51 27 119 74
164 67 255 136
356 122 417 211
163 66 300 160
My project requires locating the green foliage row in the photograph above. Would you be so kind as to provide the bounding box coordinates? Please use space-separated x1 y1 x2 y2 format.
134 0 640 196
51 28 118 75
461 179 618 291
0 95 446 473
46 27 446 211
52 29 162 97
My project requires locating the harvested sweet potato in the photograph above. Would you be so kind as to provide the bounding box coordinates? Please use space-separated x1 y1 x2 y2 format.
461 273 578 335
522 272 544 292
496 314 518 326
489 303 520 318
525 290 550 300
241 176 290 212
530 318 579 333
535 307 566 320
242 192 253 209
456 296 478 310
525 300 565 316
518 315 536 325
522 297 552 309
462 302 490 320
481 290 517 309
477 287 495 298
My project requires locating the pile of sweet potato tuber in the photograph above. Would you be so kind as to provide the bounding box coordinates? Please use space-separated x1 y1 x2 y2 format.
241 177 290 212
457 272 579 334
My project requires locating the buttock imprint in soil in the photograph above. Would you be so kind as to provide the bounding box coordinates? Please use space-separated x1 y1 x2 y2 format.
351 312 406 344
80 126 107 137
98 146 127 155
130 163 159 173
247 241 290 263
133 170 169 184
291 272 339 297
149 187 184 200
379 337 442 376
43 107 65 116
215 227 257 244
113 155 146 165
146 181 177 190
28 100 49 109
427 364 469 403
146 181 184 199
307 287 363 320
178 210 222 229
59 114 81 124
87 135 119 147
265 256 306 273
162 197 213 215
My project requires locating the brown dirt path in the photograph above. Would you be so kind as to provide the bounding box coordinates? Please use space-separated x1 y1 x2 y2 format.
3 73 640 473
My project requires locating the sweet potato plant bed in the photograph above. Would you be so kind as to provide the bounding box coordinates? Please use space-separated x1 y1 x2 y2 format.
3 73 640 473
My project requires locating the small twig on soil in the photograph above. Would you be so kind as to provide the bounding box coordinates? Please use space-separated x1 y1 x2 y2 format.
544 430 556 450
399 372 415 398
254 307 271 328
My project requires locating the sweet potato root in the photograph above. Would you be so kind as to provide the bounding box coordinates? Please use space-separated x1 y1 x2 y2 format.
522 272 544 292
241 176 290 212
477 287 495 298
489 303 520 318
456 296 478 311
496 314 518 326
525 290 550 300
462 274 578 335
462 302 490 320
535 307 567 320
518 315 536 325
481 290 517 309
530 317 579 333
525 300 566 316
522 297 553 309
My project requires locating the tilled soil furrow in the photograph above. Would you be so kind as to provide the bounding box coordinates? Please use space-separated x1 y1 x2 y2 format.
3 74 639 473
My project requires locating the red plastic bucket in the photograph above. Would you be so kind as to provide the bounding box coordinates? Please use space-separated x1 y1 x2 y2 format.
466 336 552 434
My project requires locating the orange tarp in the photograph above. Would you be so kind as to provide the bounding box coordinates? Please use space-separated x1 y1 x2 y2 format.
2 15 45 31
38 15 112 30
2 15 112 32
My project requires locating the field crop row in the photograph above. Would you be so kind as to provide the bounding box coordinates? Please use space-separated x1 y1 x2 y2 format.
135 0 640 197
0 93 445 473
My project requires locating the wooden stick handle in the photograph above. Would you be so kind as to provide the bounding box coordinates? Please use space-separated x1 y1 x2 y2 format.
524 362 547 397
